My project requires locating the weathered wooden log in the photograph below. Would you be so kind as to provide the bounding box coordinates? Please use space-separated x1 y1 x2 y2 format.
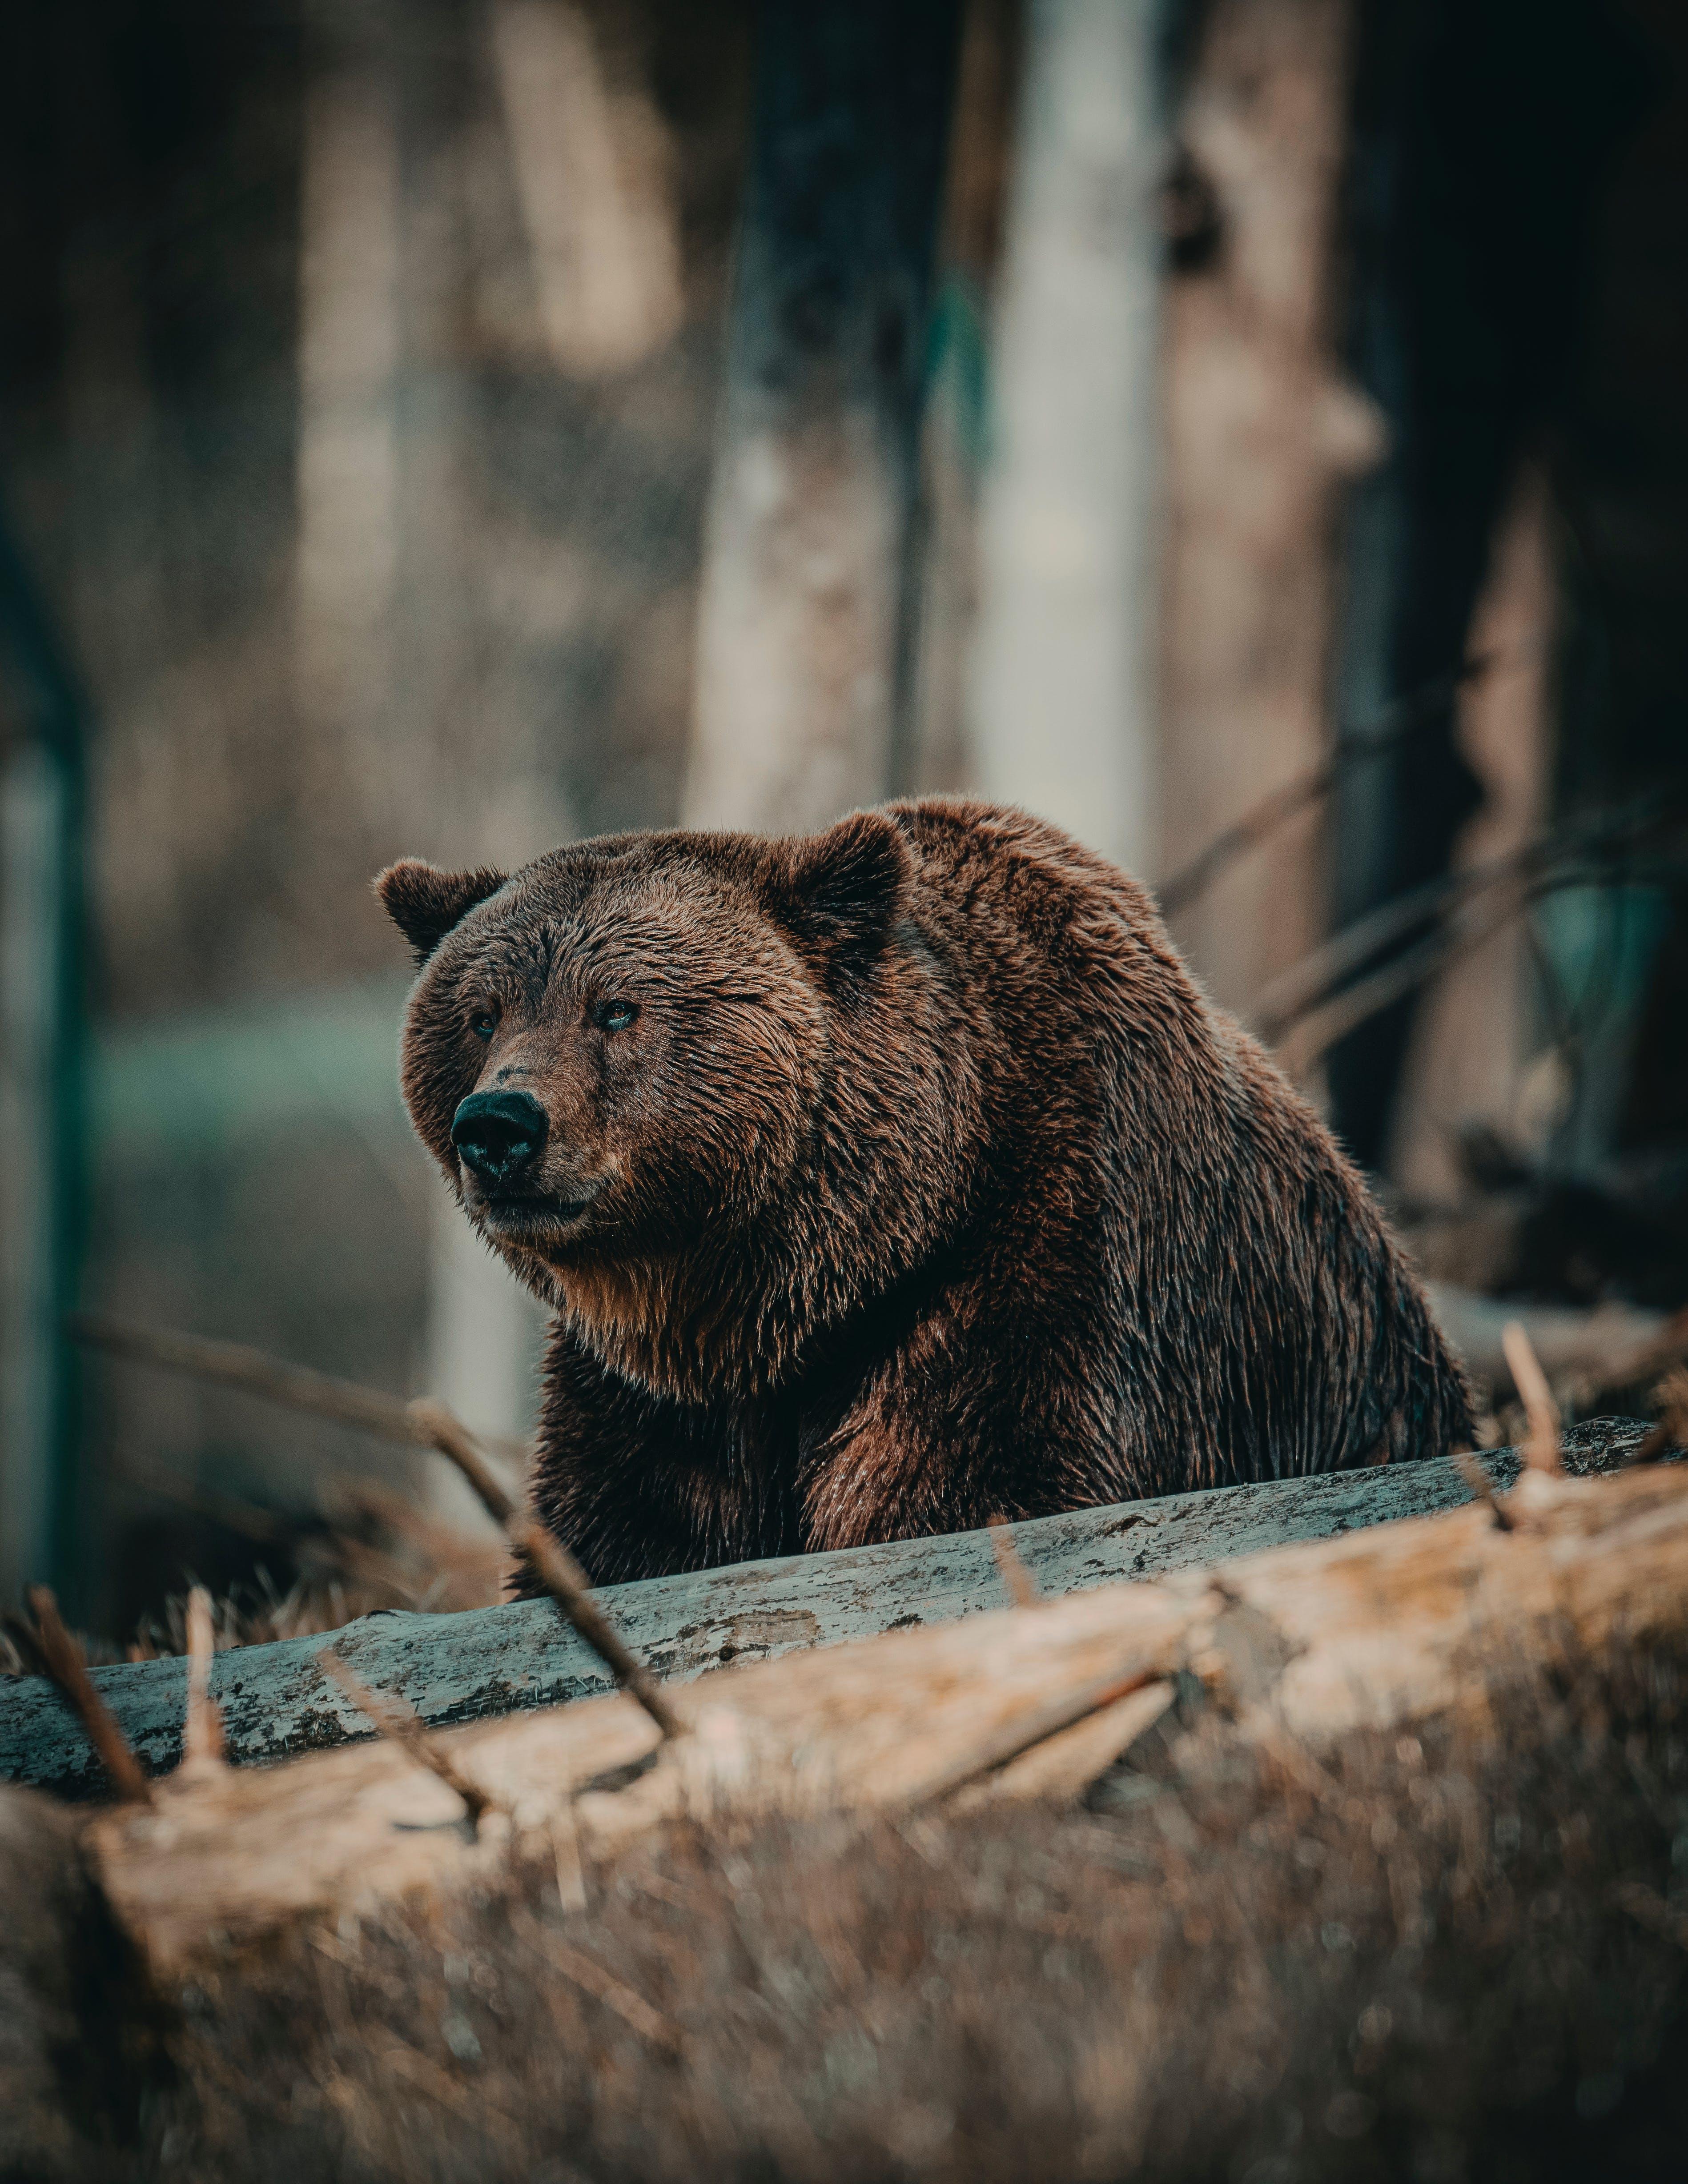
0 1417 1658 1795
82 1449 1688 1977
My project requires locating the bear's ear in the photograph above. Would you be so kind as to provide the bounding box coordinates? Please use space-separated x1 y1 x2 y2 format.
374 860 507 965
765 811 912 968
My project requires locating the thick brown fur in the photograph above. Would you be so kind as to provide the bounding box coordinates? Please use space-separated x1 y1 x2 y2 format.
379 799 1472 1585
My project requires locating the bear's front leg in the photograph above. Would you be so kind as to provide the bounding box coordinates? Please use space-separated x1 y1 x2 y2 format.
795 1270 1133 1553
521 1325 800 1588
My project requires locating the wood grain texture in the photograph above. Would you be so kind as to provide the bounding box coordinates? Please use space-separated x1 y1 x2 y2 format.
83 1444 1688 1976
0 1418 1655 1796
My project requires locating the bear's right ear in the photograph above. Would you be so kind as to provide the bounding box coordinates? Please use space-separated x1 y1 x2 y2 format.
374 860 507 965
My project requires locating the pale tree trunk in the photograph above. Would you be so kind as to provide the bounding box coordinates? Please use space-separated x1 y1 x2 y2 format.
1157 0 1377 1016
685 3 962 836
488 0 683 381
294 12 401 827
1391 467 1554 1198
966 0 1168 880
295 8 541 1511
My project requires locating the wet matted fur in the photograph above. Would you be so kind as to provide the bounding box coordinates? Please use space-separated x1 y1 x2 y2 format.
379 800 1472 1582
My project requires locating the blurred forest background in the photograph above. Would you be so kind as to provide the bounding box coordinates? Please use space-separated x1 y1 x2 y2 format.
1 0 1686 1640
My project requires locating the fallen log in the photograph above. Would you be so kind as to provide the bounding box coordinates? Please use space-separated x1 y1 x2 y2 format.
1 1417 1657 1795
81 1448 1688 1977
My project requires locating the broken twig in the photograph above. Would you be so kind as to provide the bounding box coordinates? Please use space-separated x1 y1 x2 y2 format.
1454 1450 1518 1532
407 1397 519 1525
74 1312 528 1477
179 1586 226 1778
25 1588 154 1803
514 1521 682 1740
67 1318 691 1761
988 1515 1039 1609
1502 1320 1562 1473
317 1648 499 1829
510 1907 679 2050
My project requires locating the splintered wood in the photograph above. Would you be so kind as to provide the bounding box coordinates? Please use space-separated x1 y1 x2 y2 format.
84 1460 1688 1977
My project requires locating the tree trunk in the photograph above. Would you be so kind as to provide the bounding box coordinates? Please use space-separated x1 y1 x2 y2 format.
966 0 1167 878
684 1 962 835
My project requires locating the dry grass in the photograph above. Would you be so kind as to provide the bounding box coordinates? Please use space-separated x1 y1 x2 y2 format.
15 1630 1676 2184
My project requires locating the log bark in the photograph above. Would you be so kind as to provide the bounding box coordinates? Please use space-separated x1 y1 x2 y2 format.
81 1448 1688 1978
0 1417 1656 1797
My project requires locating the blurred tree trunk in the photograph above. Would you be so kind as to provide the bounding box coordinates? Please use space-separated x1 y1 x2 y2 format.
1157 0 1376 1012
1324 0 1647 1175
967 0 1169 880
684 0 962 835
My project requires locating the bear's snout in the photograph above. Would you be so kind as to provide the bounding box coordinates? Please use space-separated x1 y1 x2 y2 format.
451 1089 548 1187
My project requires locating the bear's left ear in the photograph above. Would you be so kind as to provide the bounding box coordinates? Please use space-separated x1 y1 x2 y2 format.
765 810 912 968
375 859 507 965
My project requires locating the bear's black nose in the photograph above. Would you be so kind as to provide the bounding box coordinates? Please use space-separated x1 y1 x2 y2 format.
451 1089 548 1185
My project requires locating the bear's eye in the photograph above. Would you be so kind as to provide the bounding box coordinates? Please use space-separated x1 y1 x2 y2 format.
593 998 639 1033
469 1008 497 1043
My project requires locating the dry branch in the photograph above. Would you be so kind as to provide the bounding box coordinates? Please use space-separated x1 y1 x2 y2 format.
1501 1319 1562 1473
73 1311 529 1476
1156 649 1511 919
1454 1450 1517 1532
0 1421 1660 1797
406 1396 520 1522
316 1647 498 1829
24 1590 153 1806
79 1457 1688 1976
180 1587 225 1778
509 1908 680 2051
1249 779 1688 1059
72 1312 687 1748
514 1520 683 1739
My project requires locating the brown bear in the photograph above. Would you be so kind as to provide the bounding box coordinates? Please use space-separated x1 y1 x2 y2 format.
378 798 1472 1585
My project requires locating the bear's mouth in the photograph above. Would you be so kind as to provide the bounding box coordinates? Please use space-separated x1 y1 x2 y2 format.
474 1180 605 1237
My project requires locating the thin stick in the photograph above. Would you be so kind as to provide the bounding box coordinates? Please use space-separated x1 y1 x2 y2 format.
73 1312 529 1473
910 1662 1167 1806
513 1520 683 1739
25 1587 154 1803
317 1648 498 1828
1250 778 1688 1048
180 1585 226 1776
1269 877 1536 1073
1454 1450 1518 1533
1502 1320 1562 1474
987 1514 1039 1610
510 1907 679 2050
407 1398 518 1525
1157 653 1499 919
80 1315 684 1744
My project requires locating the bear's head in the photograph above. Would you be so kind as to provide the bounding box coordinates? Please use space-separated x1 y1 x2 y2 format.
377 811 941 1344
